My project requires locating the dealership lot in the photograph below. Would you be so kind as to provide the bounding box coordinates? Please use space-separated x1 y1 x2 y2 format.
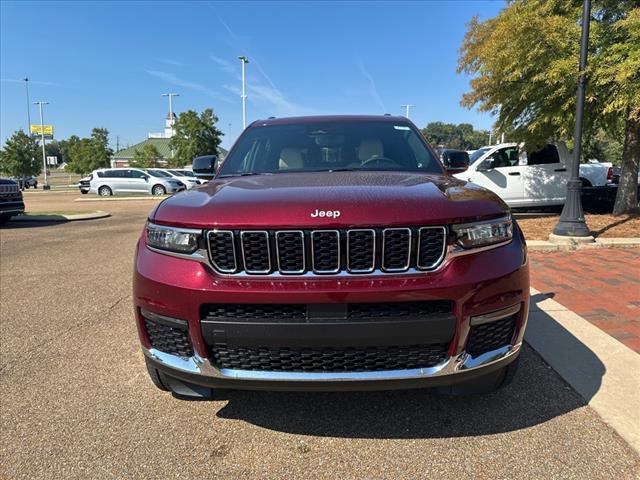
1 192 639 479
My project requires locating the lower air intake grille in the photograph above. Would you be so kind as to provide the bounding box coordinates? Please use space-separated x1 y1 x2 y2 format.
211 344 448 372
466 314 517 356
143 317 193 358
347 300 453 320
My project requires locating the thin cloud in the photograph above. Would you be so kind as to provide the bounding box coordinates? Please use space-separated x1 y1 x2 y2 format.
210 54 237 74
157 58 183 66
356 58 386 112
144 69 233 104
1 78 58 86
215 16 307 116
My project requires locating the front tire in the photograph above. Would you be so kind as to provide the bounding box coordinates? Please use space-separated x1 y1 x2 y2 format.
98 186 113 196
152 185 166 196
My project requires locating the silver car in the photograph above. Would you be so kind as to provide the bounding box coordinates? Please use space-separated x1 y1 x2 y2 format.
89 168 185 196
159 169 204 189
146 169 202 190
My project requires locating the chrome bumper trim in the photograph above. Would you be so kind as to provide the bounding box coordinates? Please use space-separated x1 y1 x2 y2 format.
469 303 521 326
143 342 521 383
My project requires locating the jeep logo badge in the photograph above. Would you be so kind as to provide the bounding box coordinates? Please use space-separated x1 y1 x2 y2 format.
311 209 341 218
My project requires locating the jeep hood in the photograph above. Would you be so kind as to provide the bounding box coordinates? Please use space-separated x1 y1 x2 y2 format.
151 171 509 228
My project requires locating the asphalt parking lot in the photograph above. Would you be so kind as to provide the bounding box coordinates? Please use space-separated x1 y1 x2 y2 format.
1 192 639 479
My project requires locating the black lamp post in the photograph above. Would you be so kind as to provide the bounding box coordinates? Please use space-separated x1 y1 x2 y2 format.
553 0 592 238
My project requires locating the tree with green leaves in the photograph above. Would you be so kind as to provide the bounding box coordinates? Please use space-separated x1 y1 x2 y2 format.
458 1 639 214
130 143 163 168
0 130 40 178
421 122 489 150
168 109 223 168
67 128 114 174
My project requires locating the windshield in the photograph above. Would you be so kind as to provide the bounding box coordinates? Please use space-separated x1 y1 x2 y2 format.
147 169 171 178
469 147 491 164
175 170 195 177
218 121 442 177
168 170 184 177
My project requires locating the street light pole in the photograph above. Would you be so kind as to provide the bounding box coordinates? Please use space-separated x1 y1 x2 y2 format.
34 101 50 190
161 92 179 135
24 78 32 133
161 92 179 119
401 104 415 119
238 56 249 129
552 0 592 238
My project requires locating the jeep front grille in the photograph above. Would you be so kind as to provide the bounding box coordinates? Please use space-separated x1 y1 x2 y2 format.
0 184 19 196
207 227 446 276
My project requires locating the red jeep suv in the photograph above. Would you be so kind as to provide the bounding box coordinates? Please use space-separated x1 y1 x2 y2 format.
133 115 529 398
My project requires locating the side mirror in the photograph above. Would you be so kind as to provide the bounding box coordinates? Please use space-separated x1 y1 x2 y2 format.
192 155 218 178
442 150 469 174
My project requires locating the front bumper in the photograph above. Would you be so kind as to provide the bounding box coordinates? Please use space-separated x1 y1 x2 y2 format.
0 200 25 216
134 226 529 391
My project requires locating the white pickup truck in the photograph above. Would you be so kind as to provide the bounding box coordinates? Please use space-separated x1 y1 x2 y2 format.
455 142 612 208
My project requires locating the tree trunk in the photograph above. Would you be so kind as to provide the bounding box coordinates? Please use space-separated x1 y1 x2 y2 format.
612 116 640 215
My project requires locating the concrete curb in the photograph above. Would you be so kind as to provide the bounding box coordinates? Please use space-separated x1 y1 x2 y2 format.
12 211 111 222
74 196 167 202
528 238 640 251
525 287 640 454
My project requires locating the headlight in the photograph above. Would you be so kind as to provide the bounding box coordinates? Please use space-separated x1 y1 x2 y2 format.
452 215 513 249
146 223 201 253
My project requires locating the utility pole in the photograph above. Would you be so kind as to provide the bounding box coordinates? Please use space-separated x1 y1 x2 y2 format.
34 101 50 190
238 56 249 129
488 132 493 145
552 0 593 239
401 104 415 119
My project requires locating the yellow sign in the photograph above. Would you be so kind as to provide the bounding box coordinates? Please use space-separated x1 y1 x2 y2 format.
30 124 54 136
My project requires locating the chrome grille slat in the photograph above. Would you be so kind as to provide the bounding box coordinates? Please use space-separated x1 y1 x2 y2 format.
381 228 412 272
417 227 447 270
206 227 446 276
311 230 340 273
347 229 376 273
207 230 237 273
276 230 305 274
240 231 271 274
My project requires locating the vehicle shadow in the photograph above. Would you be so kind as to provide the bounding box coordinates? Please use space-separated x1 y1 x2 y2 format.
1 218 68 229
214 304 604 439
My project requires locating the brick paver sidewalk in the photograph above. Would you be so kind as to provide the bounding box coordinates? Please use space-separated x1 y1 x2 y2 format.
529 248 640 352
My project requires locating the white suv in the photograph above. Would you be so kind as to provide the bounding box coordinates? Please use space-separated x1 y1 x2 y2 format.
89 168 185 196
455 142 611 208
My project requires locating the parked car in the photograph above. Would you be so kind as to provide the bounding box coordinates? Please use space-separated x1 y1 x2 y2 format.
88 168 185 196
455 142 612 208
154 169 203 189
135 115 529 399
0 178 25 223
22 176 38 189
78 174 91 194
168 169 206 188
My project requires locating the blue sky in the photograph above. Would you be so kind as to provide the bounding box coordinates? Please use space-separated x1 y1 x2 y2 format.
0 1 503 149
